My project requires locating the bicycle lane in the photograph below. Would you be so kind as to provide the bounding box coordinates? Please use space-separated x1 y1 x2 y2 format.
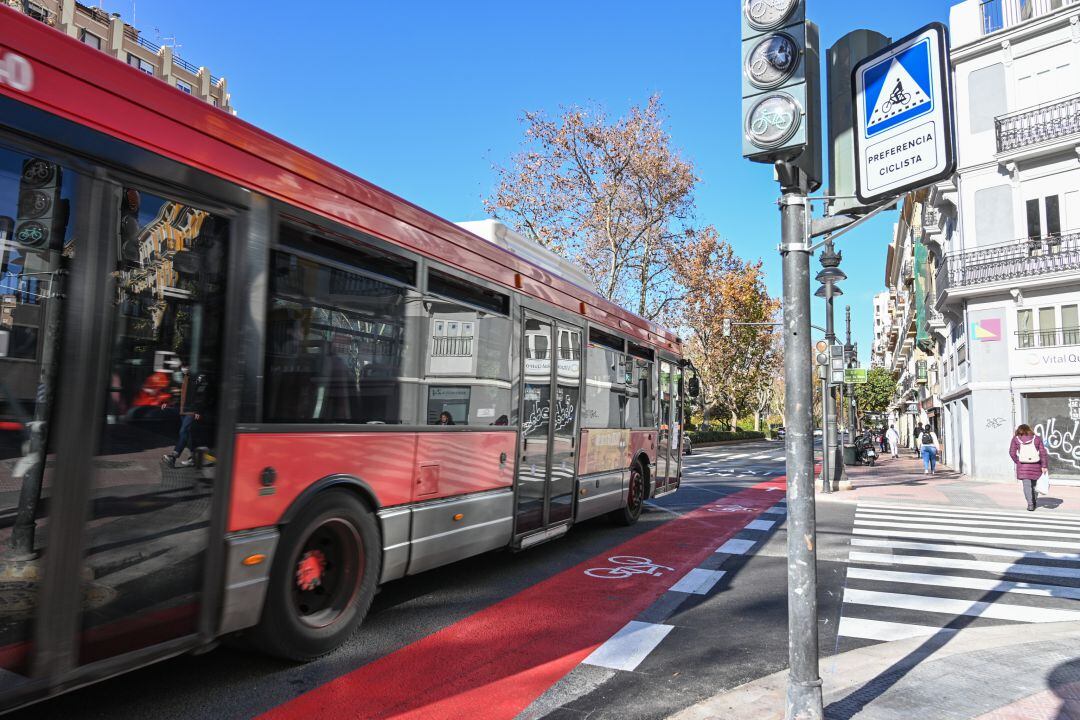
259 476 786 720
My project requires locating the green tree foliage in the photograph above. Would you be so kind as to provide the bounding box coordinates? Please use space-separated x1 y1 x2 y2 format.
853 367 897 416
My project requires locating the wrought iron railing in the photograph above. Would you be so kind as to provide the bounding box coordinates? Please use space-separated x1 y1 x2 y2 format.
430 336 473 357
136 35 161 54
938 231 1080 290
172 55 200 76
996 92 1080 153
980 0 1079 36
1016 327 1080 348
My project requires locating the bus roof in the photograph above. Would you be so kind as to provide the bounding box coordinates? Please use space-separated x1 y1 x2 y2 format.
0 9 682 353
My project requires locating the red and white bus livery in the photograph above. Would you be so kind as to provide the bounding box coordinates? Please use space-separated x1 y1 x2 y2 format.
0 8 695 709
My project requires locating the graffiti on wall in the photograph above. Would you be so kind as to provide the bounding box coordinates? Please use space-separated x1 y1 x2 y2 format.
1030 395 1080 477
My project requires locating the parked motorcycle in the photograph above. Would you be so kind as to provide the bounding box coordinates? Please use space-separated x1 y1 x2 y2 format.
854 431 878 466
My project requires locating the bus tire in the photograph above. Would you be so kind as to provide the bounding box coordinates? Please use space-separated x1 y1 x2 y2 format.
610 462 645 526
252 489 380 661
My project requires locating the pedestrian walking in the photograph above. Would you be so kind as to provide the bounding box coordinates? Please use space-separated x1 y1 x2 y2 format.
1009 423 1049 511
885 424 900 458
918 424 940 475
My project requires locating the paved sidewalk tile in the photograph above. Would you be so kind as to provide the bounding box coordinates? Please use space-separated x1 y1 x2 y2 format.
831 453 1080 514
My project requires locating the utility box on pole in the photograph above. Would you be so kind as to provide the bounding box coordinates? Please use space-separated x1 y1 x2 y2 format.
825 30 889 216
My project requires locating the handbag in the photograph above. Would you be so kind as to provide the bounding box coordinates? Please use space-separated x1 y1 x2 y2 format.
1035 472 1050 495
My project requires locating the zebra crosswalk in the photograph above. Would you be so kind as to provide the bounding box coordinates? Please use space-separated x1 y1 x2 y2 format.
837 502 1080 649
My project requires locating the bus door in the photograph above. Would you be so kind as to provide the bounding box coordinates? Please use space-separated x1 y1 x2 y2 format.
654 360 681 495
75 181 233 665
514 313 581 543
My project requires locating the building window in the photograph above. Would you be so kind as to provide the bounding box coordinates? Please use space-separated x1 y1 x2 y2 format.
1063 305 1079 346
176 80 192 94
80 30 102 50
264 242 416 425
1018 309 1034 348
1039 307 1057 347
127 53 155 76
25 2 48 22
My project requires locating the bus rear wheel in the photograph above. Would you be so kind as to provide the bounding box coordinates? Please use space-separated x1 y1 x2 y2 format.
610 463 645 526
252 489 380 661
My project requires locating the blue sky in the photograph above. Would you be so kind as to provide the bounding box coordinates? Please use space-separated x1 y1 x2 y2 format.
100 0 951 358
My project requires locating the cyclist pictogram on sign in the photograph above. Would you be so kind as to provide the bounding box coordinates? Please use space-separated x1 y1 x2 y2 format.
864 38 933 136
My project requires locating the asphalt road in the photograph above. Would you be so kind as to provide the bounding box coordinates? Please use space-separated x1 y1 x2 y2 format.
18 439 857 720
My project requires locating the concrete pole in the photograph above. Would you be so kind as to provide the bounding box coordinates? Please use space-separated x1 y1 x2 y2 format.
779 174 823 720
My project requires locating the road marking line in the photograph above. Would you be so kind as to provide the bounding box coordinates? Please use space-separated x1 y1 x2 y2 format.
849 537 1080 562
852 526 1080 551
581 621 674 672
848 551 1080 580
846 567 1080 601
258 478 786 720
726 454 748 459
717 538 757 555
854 519 1080 541
669 568 726 595
857 502 1080 523
855 510 1080 531
843 587 1080 623
837 617 952 642
744 519 775 532
751 455 773 460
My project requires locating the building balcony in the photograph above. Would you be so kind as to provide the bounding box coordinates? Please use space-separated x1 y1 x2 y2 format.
936 231 1080 301
996 91 1080 155
1016 327 1080 348
977 0 1079 37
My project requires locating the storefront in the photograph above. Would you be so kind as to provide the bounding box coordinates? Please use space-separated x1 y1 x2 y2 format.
1023 392 1080 482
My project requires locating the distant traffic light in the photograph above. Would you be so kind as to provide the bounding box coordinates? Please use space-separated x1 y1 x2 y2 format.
722 318 732 337
14 158 66 251
740 0 821 190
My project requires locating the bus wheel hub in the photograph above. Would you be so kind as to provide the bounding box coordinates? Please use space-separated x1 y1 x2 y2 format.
296 550 326 591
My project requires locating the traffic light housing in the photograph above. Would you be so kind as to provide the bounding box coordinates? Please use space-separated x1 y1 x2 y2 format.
740 0 822 190
722 318 732 337
14 158 66 252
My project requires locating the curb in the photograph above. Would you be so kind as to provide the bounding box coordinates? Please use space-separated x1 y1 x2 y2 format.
670 621 1080 720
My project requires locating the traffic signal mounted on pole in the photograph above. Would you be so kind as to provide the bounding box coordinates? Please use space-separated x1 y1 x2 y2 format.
722 318 732 337
740 0 822 190
14 158 66 252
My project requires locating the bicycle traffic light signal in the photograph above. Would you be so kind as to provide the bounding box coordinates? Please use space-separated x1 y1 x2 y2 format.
741 0 822 190
14 158 66 251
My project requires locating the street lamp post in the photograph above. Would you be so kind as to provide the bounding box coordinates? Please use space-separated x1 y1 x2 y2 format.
815 239 846 492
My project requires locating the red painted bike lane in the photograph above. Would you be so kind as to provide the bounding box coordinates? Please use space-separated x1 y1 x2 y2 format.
260 477 787 720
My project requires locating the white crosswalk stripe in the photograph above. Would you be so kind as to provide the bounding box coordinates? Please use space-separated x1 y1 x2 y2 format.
838 502 1080 645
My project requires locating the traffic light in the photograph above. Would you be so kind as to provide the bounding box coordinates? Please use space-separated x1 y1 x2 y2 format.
740 0 822 190
722 318 732 337
14 158 66 252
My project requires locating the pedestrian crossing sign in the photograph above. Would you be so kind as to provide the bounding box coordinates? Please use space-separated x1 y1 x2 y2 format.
864 39 933 137
852 23 955 204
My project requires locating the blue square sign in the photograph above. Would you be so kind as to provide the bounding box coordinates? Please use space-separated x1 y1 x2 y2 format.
862 39 934 137
853 23 955 204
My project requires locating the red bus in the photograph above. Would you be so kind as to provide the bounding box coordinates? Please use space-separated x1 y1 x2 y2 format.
0 8 694 710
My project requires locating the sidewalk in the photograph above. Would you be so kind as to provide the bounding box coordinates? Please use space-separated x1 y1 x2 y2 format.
827 450 1080 512
672 452 1080 720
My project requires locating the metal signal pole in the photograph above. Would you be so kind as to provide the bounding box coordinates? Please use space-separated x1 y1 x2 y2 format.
777 164 823 720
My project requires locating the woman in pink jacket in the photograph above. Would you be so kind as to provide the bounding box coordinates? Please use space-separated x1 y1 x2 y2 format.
1009 424 1049 511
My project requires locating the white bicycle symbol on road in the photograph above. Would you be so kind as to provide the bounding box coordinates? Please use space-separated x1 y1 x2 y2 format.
585 555 674 579
706 504 753 513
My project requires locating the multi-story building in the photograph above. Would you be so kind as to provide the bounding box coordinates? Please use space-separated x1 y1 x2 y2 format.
931 0 1080 482
870 291 892 368
882 191 947 454
8 0 233 112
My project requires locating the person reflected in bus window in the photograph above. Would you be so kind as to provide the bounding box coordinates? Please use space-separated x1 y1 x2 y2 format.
162 365 205 468
438 411 454 425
